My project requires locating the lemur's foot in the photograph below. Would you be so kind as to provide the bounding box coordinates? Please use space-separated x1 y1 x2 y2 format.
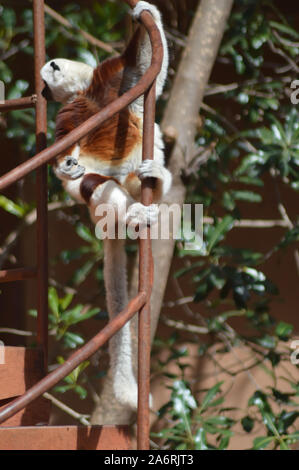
56 156 85 180
136 159 164 181
132 1 161 22
126 202 159 227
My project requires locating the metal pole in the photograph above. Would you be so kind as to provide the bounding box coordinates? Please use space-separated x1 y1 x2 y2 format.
33 0 48 372
0 95 37 112
137 82 156 450
0 267 37 283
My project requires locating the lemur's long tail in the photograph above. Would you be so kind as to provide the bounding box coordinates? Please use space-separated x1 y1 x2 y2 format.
103 238 138 409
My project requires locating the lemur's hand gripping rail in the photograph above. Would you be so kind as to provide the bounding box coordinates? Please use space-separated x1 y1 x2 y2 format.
0 0 162 450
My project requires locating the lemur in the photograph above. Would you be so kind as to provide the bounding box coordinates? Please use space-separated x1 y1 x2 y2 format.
41 2 171 410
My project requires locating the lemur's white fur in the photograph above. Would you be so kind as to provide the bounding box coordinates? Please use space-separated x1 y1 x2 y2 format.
41 59 94 104
41 2 170 410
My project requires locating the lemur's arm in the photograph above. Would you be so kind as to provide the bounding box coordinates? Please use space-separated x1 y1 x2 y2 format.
53 96 94 181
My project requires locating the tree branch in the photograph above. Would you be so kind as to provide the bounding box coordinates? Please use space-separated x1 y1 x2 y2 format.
43 392 90 425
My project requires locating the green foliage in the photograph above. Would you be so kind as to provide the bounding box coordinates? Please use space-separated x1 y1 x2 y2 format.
248 390 299 449
47 286 100 348
29 287 99 398
54 356 90 399
58 222 104 287
152 380 234 450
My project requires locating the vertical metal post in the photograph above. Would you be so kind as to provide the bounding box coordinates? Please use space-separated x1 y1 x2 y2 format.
137 82 156 450
33 0 48 372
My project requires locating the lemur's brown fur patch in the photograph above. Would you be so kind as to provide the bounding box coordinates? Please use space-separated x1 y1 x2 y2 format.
80 173 120 204
123 172 141 201
55 28 143 166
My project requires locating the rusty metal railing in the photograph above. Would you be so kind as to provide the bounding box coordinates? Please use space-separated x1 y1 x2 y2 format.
0 0 163 450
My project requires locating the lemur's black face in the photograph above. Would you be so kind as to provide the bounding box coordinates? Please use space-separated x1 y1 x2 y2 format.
41 80 53 101
41 62 61 101
50 61 60 72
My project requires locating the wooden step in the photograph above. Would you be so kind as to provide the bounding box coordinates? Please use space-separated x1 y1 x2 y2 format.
0 425 131 450
0 346 51 426
0 346 45 399
0 396 50 427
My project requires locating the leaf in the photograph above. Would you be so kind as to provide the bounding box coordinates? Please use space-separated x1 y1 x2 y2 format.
61 306 100 326
207 216 235 253
48 287 60 320
203 416 225 426
59 293 74 311
262 412 279 436
75 223 94 243
71 259 95 286
199 382 223 413
278 226 299 250
63 331 85 349
252 436 275 450
241 416 254 433
269 21 299 39
218 435 230 450
194 281 213 302
74 385 88 399
194 428 209 450
53 384 74 394
172 381 197 413
231 190 262 203
275 321 293 339
255 334 276 349
279 440 290 450
277 411 299 433
248 391 271 413
0 195 25 218
60 247 90 264
28 309 37 318
174 261 204 279
287 431 299 444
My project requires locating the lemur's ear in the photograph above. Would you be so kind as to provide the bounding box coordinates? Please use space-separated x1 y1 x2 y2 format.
41 81 54 101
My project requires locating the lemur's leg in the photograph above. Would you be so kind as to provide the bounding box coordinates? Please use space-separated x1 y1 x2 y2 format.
85 176 159 228
132 1 169 100
80 174 156 409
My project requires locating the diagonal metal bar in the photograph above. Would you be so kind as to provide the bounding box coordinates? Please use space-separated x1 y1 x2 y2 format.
0 292 147 425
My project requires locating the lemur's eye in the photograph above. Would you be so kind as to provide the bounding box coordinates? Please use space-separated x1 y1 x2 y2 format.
50 61 60 72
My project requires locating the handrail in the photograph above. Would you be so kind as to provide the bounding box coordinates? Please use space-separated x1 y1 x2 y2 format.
0 0 162 451
0 292 147 424
0 95 37 112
